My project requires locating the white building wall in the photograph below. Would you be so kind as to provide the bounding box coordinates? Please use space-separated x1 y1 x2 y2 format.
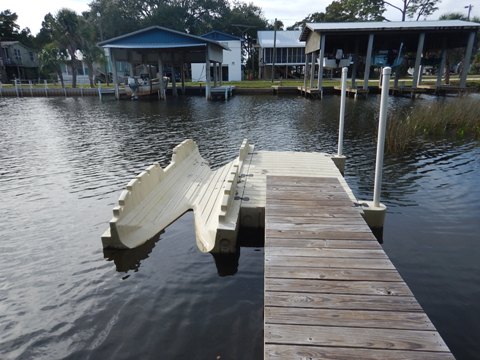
191 39 242 82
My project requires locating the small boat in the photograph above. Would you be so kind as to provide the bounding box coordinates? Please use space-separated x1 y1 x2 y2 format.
125 75 168 99
322 56 352 69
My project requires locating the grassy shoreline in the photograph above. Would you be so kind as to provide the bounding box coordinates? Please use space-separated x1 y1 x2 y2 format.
3 75 480 90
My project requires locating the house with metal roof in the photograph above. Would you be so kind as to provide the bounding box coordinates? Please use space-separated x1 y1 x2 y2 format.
299 20 480 94
98 26 229 99
191 31 242 82
257 30 306 79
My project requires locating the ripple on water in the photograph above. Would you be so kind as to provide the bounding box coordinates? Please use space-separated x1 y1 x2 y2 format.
0 95 479 360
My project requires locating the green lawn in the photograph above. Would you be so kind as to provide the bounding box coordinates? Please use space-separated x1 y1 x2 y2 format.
4 75 480 90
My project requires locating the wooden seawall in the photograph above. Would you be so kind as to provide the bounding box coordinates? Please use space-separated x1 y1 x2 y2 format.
264 176 453 359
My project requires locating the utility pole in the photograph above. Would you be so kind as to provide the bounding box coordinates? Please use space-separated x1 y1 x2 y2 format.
465 4 473 20
271 18 277 83
232 24 256 80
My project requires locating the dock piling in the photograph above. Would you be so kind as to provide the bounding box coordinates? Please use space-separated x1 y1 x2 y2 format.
332 67 348 174
360 67 390 229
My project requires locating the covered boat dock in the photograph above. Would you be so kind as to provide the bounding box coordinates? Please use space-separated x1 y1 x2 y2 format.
299 20 480 97
98 26 229 100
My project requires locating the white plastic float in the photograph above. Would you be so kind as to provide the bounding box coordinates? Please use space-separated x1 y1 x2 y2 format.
102 139 253 253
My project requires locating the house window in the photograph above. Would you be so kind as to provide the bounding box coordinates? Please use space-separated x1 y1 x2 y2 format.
29 52 34 62
16 49 22 63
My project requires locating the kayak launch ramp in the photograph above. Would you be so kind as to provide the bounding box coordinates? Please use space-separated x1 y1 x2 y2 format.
101 139 253 253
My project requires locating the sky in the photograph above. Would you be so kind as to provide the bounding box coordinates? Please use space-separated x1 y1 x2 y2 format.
3 0 479 36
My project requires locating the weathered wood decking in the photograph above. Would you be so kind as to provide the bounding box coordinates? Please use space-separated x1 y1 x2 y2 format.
264 176 453 359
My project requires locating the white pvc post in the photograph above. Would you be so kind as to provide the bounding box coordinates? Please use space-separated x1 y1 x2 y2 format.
98 81 102 100
373 67 391 208
337 67 348 156
44 80 48 97
14 79 19 97
29 80 33 97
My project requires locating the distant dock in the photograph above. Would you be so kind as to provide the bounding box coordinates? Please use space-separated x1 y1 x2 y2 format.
210 85 235 100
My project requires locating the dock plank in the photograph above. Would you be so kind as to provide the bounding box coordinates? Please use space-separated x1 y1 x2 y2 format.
266 255 395 270
265 324 450 352
264 175 453 359
265 279 413 296
266 238 384 249
266 266 404 281
266 247 388 258
265 345 454 360
265 291 423 312
265 307 435 330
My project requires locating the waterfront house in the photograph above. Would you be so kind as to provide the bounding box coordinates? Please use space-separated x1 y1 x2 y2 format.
257 30 306 80
0 41 39 82
191 31 242 82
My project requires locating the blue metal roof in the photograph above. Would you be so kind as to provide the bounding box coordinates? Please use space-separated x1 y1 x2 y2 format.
202 31 242 42
99 26 228 50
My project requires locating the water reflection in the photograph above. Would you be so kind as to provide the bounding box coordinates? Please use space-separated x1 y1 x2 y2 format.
211 251 240 277
103 227 265 278
103 233 162 275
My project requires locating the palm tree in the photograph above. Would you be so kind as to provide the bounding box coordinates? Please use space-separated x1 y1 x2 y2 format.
79 17 104 88
38 44 67 87
52 9 82 88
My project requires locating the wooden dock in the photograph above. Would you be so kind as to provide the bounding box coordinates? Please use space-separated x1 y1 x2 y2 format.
333 85 369 98
264 175 453 359
297 86 322 99
210 85 235 100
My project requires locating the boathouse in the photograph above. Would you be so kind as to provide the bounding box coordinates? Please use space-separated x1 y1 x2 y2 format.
191 31 242 82
257 30 306 80
98 26 228 99
299 20 480 95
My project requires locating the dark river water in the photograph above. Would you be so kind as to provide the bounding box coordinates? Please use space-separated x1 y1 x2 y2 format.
0 94 479 359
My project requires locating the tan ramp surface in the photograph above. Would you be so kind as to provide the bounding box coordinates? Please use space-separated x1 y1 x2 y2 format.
102 139 253 253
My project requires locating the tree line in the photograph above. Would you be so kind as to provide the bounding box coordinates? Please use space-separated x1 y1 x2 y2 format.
1 0 477 87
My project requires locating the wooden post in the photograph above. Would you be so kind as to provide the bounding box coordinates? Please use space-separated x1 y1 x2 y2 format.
205 59 211 100
309 52 315 89
303 54 308 94
158 57 165 100
317 34 326 92
181 61 186 95
219 62 223 86
436 44 446 88
412 32 425 89
351 40 359 89
213 62 218 87
109 49 120 100
363 34 374 91
460 31 476 89
171 65 178 97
